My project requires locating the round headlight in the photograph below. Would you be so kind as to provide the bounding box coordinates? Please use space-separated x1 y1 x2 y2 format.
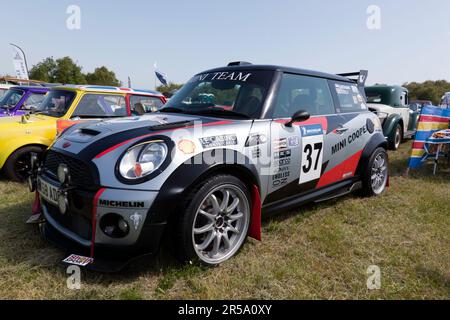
119 141 168 180
57 164 70 184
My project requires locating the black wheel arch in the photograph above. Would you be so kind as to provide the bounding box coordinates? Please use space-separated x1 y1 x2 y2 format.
147 149 261 225
356 132 388 177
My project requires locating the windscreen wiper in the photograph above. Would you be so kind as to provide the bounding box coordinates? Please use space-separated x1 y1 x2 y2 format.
191 108 251 119
159 107 186 113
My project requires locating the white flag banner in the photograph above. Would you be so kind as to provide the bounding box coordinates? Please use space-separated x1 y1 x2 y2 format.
10 44 29 80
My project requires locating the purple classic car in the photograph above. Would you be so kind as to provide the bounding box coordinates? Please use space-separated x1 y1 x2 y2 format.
0 86 49 117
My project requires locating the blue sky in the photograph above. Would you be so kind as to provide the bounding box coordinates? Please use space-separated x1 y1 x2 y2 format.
1 0 449 89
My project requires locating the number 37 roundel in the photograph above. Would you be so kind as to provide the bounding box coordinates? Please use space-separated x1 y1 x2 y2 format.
299 124 324 184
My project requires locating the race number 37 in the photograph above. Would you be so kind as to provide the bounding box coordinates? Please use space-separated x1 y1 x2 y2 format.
299 125 324 184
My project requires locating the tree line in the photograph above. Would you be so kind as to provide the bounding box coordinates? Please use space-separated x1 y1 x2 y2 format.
29 56 121 86
403 80 450 105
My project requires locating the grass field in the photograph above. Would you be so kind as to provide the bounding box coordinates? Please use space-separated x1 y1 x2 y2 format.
0 141 448 300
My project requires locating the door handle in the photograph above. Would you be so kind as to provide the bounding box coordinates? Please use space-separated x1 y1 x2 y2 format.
335 127 349 134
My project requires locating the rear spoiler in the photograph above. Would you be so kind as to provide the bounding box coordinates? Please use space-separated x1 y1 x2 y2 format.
337 70 368 100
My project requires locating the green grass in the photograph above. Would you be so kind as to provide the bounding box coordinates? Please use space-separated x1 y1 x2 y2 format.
0 141 448 299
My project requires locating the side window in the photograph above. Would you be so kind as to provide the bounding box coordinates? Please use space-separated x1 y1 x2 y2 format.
333 82 367 113
400 91 408 107
130 95 164 114
73 94 127 117
272 73 335 118
21 93 46 110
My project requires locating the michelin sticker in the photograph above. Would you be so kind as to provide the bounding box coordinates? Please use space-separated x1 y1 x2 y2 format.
299 124 324 184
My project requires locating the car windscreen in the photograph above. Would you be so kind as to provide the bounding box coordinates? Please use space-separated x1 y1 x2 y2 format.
162 70 274 119
36 90 76 117
365 90 390 105
0 89 24 109
72 94 127 118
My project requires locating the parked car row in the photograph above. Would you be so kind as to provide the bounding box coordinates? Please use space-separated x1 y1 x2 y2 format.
0 85 166 181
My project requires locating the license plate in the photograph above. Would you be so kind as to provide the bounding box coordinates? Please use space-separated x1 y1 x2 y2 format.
37 177 60 206
63 254 93 267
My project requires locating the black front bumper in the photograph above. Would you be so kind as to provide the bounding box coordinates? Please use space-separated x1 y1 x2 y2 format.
43 218 167 272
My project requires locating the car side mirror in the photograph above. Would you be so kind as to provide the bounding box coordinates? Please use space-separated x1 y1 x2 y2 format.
285 110 310 127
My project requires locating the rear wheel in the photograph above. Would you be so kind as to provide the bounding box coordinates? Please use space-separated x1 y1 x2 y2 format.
4 146 44 182
359 147 388 197
174 175 251 266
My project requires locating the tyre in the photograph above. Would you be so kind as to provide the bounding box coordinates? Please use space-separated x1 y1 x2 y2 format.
359 147 389 197
4 146 44 182
174 174 251 266
389 124 402 150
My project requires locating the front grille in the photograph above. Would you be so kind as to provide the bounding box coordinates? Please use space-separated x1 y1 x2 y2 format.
44 200 92 241
43 150 95 187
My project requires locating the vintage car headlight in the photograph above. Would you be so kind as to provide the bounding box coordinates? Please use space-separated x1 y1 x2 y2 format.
118 140 168 180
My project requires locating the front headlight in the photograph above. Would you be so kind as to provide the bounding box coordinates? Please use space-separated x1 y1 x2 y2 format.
119 140 168 180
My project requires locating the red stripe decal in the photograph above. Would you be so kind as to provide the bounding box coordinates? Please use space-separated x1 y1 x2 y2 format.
316 150 363 189
412 141 425 149
94 120 233 159
419 115 449 123
274 116 328 132
91 188 106 258
248 185 262 241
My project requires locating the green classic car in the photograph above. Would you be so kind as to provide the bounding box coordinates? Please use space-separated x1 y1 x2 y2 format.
365 85 419 150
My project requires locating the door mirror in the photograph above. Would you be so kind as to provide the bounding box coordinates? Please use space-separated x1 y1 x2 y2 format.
285 110 310 127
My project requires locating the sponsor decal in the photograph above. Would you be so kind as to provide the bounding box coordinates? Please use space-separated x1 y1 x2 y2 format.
63 254 93 267
273 138 288 151
199 134 238 148
272 166 290 187
335 84 351 95
178 139 196 154
99 200 145 208
130 212 143 230
300 124 323 137
288 135 300 147
252 146 261 159
245 134 267 147
274 149 291 159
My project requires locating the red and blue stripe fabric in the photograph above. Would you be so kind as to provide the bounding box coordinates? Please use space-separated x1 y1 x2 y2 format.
408 106 450 169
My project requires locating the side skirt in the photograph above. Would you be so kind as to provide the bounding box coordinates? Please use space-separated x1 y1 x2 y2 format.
262 178 360 217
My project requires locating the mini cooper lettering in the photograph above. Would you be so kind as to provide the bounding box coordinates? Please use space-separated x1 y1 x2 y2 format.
99 200 145 208
199 134 238 148
332 125 369 155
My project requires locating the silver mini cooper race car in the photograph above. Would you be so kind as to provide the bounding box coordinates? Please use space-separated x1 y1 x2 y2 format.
29 62 388 270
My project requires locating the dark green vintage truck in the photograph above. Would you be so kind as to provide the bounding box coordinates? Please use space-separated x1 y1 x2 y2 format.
365 85 419 150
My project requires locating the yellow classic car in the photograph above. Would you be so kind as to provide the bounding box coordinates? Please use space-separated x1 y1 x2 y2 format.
0 85 166 181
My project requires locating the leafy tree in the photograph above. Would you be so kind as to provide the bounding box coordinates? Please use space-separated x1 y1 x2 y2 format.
29 57 58 82
30 57 120 86
404 80 450 105
156 82 183 96
53 57 86 84
86 66 121 86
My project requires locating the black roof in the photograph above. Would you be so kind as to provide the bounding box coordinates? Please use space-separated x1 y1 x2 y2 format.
199 64 352 82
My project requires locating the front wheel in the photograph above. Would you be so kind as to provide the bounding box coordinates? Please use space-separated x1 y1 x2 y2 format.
359 147 389 197
174 175 251 266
